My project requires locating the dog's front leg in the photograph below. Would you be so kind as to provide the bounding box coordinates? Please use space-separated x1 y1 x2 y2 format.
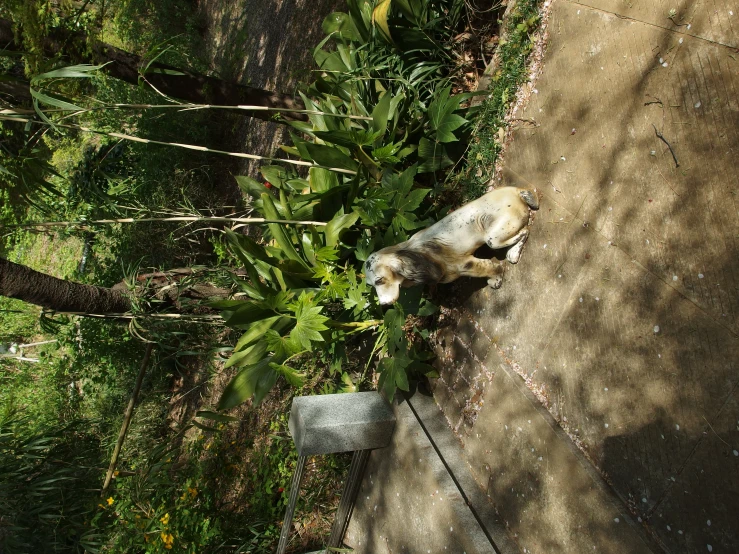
459 257 504 289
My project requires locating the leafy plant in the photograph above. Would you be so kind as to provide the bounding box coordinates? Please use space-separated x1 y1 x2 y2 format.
216 0 473 409
0 410 104 553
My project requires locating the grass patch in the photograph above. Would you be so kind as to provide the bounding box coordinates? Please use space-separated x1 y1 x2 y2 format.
453 0 544 202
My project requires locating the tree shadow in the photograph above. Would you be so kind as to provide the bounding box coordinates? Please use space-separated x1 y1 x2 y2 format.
426 0 739 551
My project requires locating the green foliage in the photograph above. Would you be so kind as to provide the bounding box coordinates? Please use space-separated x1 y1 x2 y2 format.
458 0 543 201
0 410 104 553
216 0 479 408
91 442 222 553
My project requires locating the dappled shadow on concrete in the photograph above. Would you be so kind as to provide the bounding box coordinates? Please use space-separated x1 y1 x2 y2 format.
429 0 738 551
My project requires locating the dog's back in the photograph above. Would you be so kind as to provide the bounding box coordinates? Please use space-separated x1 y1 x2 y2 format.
409 187 536 254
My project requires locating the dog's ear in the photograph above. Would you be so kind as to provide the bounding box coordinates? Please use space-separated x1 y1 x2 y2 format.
391 249 443 284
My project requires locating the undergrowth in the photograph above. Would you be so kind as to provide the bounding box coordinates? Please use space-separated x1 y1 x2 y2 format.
455 0 544 202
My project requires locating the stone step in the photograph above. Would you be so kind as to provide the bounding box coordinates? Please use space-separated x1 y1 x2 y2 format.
343 391 519 553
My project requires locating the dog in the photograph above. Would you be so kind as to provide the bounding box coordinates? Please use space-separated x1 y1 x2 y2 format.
364 186 538 305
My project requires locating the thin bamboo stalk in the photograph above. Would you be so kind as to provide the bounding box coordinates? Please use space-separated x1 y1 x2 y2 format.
101 343 154 496
0 115 359 175
5 215 328 229
1 103 373 121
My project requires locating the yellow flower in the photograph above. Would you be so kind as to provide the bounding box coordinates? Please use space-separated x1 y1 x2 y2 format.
106 497 114 506
160 513 170 525
161 532 174 549
188 487 198 498
113 470 119 477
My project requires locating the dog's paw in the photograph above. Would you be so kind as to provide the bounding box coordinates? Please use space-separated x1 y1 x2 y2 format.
487 276 503 289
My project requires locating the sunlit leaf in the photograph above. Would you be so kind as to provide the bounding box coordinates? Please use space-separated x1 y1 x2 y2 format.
224 341 268 369
372 0 394 43
218 358 274 410
324 211 360 246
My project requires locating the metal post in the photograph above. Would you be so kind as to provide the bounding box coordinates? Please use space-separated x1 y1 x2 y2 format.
276 454 307 554
326 449 371 549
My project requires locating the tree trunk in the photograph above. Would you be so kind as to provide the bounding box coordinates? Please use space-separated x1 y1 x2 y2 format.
0 18 307 122
0 257 131 314
0 78 33 106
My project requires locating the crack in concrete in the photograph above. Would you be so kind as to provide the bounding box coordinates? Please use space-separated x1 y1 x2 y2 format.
565 0 738 50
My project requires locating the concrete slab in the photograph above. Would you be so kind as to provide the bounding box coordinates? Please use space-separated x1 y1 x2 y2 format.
462 353 656 553
576 0 738 48
428 0 738 551
499 0 739 334
343 398 509 554
288 392 395 455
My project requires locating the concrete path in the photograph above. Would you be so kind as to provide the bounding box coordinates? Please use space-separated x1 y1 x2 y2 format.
427 0 738 552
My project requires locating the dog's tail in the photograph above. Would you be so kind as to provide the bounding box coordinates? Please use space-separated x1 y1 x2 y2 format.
519 189 539 210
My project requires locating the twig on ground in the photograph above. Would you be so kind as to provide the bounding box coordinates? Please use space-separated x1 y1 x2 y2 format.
652 123 680 167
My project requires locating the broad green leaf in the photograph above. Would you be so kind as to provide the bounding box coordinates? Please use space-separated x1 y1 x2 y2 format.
427 87 464 136
309 166 340 193
224 341 268 369
417 137 453 173
261 165 288 188
372 0 394 43
29 88 81 111
305 143 359 172
323 12 355 39
192 420 220 432
225 302 275 327
417 299 439 317
253 363 280 405
235 175 269 201
234 316 288 351
301 233 317 265
265 329 303 359
31 63 107 83
371 91 392 139
354 232 376 262
218 358 274 410
300 92 329 131
313 130 358 149
378 349 412 402
435 114 467 143
346 0 371 41
290 293 329 349
396 187 430 213
383 307 405 353
324 211 360 246
394 0 424 24
270 363 306 387
261 193 308 267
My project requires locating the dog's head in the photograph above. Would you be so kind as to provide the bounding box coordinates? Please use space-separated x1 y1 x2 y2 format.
364 248 443 305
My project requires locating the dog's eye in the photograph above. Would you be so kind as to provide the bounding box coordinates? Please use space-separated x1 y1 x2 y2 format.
374 278 385 286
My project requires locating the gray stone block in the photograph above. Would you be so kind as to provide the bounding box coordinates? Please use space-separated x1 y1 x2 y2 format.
288 392 396 455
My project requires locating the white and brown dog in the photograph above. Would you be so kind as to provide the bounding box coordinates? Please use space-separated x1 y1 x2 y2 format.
364 186 538 305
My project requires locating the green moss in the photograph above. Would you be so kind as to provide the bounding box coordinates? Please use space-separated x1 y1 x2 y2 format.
456 0 544 202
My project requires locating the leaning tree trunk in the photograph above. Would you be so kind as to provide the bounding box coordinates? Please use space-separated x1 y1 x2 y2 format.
0 257 131 314
0 18 307 122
